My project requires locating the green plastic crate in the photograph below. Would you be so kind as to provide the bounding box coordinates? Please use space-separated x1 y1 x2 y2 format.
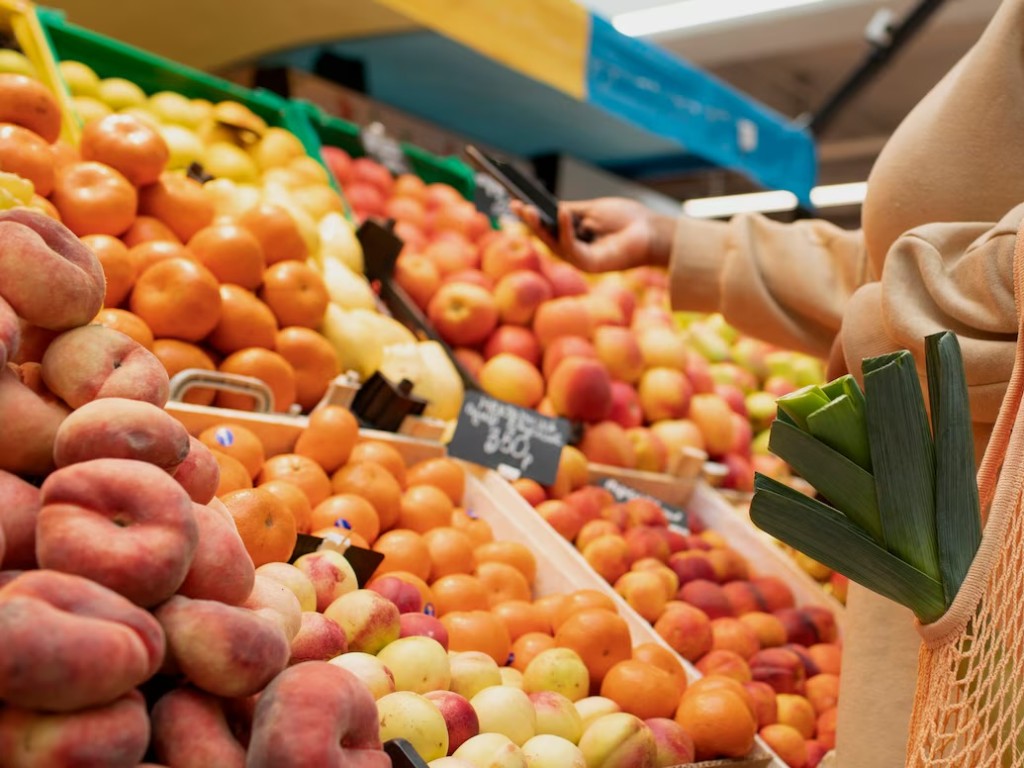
300 101 477 201
35 6 335 189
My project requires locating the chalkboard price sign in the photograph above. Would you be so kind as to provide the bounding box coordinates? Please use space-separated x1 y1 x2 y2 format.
597 476 689 531
448 391 570 485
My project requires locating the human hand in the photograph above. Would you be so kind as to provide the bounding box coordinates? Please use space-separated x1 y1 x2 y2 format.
511 197 674 273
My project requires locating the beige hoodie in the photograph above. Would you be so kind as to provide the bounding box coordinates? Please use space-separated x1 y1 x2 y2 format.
668 2 1024 765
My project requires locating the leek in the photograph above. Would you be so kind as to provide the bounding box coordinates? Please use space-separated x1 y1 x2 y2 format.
926 332 982 602
863 351 941 583
776 386 830 431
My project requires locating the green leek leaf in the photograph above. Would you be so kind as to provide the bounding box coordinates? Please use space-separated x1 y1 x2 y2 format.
863 352 941 584
776 386 829 431
807 394 872 472
768 419 883 543
926 332 982 603
750 474 946 623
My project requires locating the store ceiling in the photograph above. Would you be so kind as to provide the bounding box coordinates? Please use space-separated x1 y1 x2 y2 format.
581 0 1001 209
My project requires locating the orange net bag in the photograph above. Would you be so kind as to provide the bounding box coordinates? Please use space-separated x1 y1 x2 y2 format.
905 236 1024 767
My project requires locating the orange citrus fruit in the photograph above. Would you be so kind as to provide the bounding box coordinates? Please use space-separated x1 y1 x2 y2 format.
121 214 181 247
129 240 193 276
348 441 407 487
600 660 682 720
473 540 536 586
93 308 154 350
258 453 332 507
430 573 489 616
221 486 298 567
476 561 531 606
450 508 494 547
138 173 214 242
294 405 359 473
258 478 313 535
310 494 381 544
552 589 618 630
492 600 551 641
331 461 402 531
129 257 222 342
422 527 476 580
632 642 688 699
238 203 308 265
187 222 265 290
675 688 757 761
199 423 266 480
274 326 339 411
554 608 632 689
207 285 278 355
372 529 431 582
259 260 328 328
398 484 454 533
82 234 134 307
510 631 557 672
406 458 465 504
441 610 512 665
212 450 254 496
217 348 297 414
150 339 216 405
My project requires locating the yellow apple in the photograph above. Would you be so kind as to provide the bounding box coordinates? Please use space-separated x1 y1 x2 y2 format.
73 96 113 126
59 60 100 97
97 77 147 111
160 124 204 170
0 49 37 79
202 142 259 183
378 691 449 762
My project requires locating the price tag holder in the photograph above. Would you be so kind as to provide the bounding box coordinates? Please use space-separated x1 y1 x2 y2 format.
597 476 690 532
361 121 412 176
447 391 571 486
289 534 385 586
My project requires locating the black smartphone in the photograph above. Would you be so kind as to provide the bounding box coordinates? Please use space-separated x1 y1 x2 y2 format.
466 145 561 239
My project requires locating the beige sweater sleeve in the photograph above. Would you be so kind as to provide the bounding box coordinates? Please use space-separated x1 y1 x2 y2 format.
840 203 1023 456
668 213 870 359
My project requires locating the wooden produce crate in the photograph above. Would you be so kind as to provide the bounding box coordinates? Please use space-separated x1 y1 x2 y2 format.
163 401 781 768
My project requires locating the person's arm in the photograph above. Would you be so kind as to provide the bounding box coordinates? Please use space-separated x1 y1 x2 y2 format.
839 204 1023 445
670 214 869 359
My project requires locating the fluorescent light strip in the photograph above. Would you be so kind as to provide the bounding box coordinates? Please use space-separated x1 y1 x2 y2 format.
683 182 868 218
614 0 830 37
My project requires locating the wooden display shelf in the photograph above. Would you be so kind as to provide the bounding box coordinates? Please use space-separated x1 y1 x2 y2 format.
163 400 782 768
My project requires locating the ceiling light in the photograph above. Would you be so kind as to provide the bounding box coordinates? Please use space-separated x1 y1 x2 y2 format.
683 190 799 218
683 182 868 218
810 181 868 207
614 0 830 37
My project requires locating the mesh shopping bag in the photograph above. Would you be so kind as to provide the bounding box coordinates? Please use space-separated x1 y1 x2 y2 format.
905 233 1024 767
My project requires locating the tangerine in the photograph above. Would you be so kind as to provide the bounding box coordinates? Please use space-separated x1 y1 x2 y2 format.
0 122 54 195
759 724 808 768
510 632 557 672
398 484 454 533
332 461 402 531
198 423 266 480
80 113 169 187
93 308 153 350
150 339 216 405
492 600 551 641
208 285 278 355
293 405 359 473
532 593 567 630
258 478 313 534
441 610 511 665
310 494 380 544
212 450 253 496
81 234 134 307
121 215 181 247
129 257 222 342
552 589 618 630
406 457 465 504
675 688 757 761
372 529 431 582
238 203 308 265
128 240 193 276
348 441 407 487
473 540 536 586
600 660 682 720
475 561 531 606
221 486 298 567
430 573 489 616
422 527 476 580
450 508 493 547
258 453 332 507
553 608 632 688
274 326 339 411
217 348 297 414
259 260 328 328
138 173 214 241
188 223 265 290
51 161 137 237
632 642 688 699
